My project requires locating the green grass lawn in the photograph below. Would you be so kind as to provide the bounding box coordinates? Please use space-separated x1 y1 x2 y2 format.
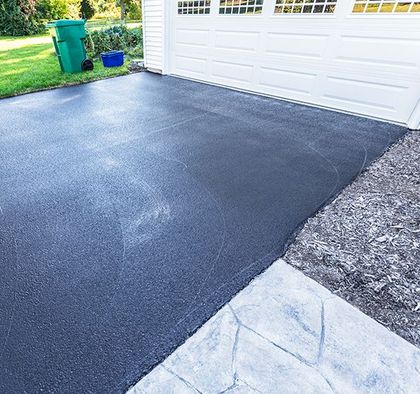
0 36 130 98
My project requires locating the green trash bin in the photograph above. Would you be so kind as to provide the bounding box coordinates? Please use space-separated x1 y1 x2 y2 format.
47 20 92 73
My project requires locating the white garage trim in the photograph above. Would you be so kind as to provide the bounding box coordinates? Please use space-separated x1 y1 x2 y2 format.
408 98 420 130
143 0 420 129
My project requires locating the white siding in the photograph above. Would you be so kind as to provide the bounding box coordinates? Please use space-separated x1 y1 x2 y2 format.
143 0 164 72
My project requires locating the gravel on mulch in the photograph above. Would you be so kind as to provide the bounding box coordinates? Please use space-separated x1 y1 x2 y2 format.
284 129 420 347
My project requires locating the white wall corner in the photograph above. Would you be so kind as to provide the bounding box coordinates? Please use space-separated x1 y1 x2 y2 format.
142 0 165 73
141 0 147 66
162 0 171 75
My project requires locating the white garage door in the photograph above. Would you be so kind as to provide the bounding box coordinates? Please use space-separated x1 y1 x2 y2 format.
167 0 420 126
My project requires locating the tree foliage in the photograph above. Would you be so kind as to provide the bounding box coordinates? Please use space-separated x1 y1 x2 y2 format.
37 0 67 20
0 0 142 37
36 0 82 20
126 0 141 19
66 0 81 19
0 0 45 36
116 0 141 20
81 0 95 19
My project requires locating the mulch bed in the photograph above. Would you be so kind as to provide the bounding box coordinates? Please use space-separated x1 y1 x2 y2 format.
284 129 420 347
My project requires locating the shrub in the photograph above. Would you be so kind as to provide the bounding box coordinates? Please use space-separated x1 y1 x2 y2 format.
86 25 143 58
0 0 45 36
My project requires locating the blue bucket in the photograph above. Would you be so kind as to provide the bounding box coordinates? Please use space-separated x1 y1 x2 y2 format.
100 50 124 67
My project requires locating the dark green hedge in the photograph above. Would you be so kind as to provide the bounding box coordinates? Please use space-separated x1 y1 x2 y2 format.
86 25 143 58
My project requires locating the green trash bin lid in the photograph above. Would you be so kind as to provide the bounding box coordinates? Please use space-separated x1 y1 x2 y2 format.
46 19 86 28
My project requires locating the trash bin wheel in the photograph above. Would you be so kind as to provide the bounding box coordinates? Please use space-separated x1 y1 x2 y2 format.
82 59 94 71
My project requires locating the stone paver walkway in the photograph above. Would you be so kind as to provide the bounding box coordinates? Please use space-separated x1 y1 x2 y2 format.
128 259 420 393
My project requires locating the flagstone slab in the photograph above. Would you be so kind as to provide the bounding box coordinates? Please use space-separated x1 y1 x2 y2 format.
128 259 420 394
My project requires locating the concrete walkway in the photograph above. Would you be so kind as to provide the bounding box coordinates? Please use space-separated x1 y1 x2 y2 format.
129 259 420 394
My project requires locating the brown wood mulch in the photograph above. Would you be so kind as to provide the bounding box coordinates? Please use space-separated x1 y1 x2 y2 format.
285 130 420 347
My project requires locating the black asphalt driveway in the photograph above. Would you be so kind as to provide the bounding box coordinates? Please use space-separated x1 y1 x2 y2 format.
0 73 406 393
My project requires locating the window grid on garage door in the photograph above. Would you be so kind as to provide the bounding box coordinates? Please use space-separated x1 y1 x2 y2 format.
177 0 211 14
274 0 337 13
219 0 264 14
352 0 420 12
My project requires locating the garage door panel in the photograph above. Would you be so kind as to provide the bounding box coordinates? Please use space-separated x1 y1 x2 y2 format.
175 55 207 76
333 55 418 72
339 18 420 35
334 35 420 71
265 32 329 59
322 76 406 112
257 55 392 81
214 31 260 53
173 44 212 60
176 28 210 47
264 18 338 31
212 60 254 83
258 67 316 96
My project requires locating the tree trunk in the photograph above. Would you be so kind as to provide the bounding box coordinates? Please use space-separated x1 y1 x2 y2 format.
121 0 126 20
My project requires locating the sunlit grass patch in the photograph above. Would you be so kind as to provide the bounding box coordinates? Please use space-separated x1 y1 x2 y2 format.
0 37 130 98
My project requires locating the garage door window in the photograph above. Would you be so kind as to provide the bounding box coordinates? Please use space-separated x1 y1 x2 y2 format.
274 0 337 14
178 1 211 14
352 0 420 12
219 0 264 14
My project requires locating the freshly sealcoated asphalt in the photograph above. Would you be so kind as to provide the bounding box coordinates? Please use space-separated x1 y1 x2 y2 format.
0 73 406 393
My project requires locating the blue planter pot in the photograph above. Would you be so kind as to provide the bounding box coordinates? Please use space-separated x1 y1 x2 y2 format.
100 50 124 67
